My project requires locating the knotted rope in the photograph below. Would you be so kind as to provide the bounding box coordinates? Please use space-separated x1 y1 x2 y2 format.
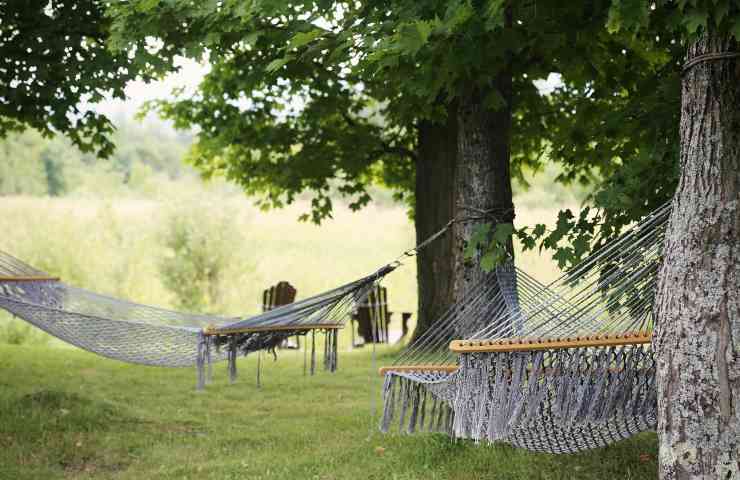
682 51 740 75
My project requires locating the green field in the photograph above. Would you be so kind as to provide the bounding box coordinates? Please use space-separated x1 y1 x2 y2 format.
0 344 658 480
0 188 567 345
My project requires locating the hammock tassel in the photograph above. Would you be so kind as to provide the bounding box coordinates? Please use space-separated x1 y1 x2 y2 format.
303 334 308 377
407 383 420 434
428 396 438 433
228 335 238 384
195 331 206 391
310 330 316 376
380 374 396 433
417 388 427 433
205 336 214 385
331 327 339 372
256 349 262 388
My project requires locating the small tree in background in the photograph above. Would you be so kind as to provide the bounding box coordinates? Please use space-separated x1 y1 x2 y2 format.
159 205 238 314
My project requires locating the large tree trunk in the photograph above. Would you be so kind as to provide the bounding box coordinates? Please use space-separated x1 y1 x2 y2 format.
411 103 457 341
453 76 514 337
654 32 740 478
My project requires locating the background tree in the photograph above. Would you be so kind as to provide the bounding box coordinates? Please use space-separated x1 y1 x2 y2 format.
108 0 675 337
0 118 190 197
0 0 167 157
608 1 740 477
159 205 240 314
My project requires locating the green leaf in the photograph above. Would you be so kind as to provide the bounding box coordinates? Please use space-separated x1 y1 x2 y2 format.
606 0 649 33
480 251 497 272
484 0 506 31
205 32 222 46
266 55 294 73
521 236 536 250
682 11 709 35
480 246 507 272
441 1 474 34
550 209 574 242
288 29 324 50
731 18 740 41
492 222 514 245
243 31 261 48
553 248 572 269
464 223 491 259
515 228 537 250
138 0 160 13
572 235 589 261
397 21 434 56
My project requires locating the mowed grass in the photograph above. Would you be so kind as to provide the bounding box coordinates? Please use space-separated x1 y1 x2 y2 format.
0 344 658 480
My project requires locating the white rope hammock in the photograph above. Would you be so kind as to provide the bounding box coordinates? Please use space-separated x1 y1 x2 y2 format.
379 203 670 453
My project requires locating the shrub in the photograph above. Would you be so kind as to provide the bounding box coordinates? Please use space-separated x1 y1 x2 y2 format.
158 201 242 314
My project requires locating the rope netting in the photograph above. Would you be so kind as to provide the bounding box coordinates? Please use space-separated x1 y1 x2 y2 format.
0 252 394 385
380 203 670 453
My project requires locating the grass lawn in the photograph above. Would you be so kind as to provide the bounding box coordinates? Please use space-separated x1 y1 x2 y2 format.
0 344 658 480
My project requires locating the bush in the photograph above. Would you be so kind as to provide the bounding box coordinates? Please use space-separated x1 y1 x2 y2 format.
158 200 245 314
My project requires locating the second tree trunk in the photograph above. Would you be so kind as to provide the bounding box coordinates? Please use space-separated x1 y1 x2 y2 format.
453 78 514 337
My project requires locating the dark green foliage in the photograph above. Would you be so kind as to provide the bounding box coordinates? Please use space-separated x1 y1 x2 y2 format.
108 0 418 223
106 1 635 225
608 0 740 39
0 0 169 157
105 0 740 271
513 0 740 270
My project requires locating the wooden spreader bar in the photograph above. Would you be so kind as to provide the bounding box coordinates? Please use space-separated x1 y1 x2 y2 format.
378 365 458 376
0 276 60 282
449 331 652 353
203 323 344 336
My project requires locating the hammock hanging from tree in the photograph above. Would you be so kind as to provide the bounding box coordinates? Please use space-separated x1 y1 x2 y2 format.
0 251 396 388
379 203 669 454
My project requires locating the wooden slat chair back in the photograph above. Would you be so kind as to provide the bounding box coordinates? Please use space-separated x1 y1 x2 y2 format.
262 281 298 348
262 281 297 311
352 285 411 345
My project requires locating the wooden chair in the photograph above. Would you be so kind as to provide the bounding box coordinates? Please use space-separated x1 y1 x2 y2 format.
262 281 298 349
351 285 412 346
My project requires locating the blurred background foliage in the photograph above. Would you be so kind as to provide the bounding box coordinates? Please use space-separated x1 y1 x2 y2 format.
0 118 578 345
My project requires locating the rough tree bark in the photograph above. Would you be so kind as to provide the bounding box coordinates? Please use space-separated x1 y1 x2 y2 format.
411 103 458 341
654 31 740 479
453 75 514 337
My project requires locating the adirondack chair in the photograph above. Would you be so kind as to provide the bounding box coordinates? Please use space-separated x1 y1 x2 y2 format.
262 281 298 349
351 285 412 346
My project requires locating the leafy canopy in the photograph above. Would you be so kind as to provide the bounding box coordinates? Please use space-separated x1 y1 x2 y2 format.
107 1 740 270
108 0 652 228
515 0 740 268
0 0 170 157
